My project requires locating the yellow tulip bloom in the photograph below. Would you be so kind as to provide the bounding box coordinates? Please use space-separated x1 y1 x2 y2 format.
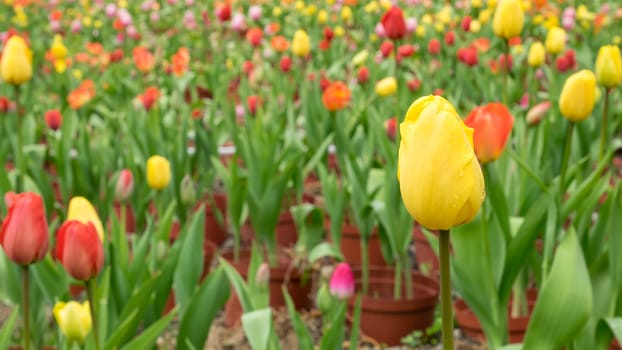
492 0 524 39
146 155 171 190
0 35 32 85
527 41 545 67
67 197 105 241
398 96 485 230
375 77 397 97
545 27 566 54
595 45 622 88
559 70 597 122
53 301 92 344
291 30 311 57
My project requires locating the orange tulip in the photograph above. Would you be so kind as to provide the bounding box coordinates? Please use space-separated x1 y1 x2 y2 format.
464 103 515 164
322 81 351 111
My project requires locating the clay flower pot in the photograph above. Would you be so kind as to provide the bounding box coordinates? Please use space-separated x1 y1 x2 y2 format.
348 266 440 346
326 220 386 266
412 225 439 277
454 288 538 344
200 191 228 246
221 248 311 327
610 338 621 350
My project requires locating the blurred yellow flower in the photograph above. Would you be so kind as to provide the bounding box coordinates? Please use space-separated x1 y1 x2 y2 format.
83 16 92 27
94 20 103 28
379 0 391 10
0 35 32 85
364 1 378 13
559 70 597 122
118 0 127 8
545 27 566 54
470 20 482 33
317 10 328 24
305 4 317 16
226 59 233 70
352 50 369 66
527 41 545 67
543 15 559 30
273 6 282 16
72 69 83 80
334 26 345 37
416 26 426 37
54 301 92 344
479 9 493 24
438 6 452 24
422 14 433 25
292 29 311 57
487 0 497 8
614 36 621 45
67 196 105 241
341 6 352 22
472 0 483 8
576 5 595 21
492 0 524 39
295 1 305 11
12 6 28 26
326 0 335 4
532 14 544 25
595 45 622 88
434 23 445 32
369 33 378 42
375 77 397 97
147 155 172 190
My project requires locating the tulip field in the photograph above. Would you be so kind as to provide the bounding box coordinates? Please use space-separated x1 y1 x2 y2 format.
2 0 622 349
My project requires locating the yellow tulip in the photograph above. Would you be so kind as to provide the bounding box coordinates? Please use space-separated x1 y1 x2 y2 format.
334 26 345 37
398 96 485 230
527 41 545 67
51 35 67 60
352 50 369 66
479 9 493 25
595 45 622 88
147 155 171 190
272 6 282 17
67 197 104 241
375 77 397 97
317 10 328 24
472 0 483 8
304 4 317 16
545 27 566 54
0 35 32 85
492 0 524 40
54 301 92 344
291 30 311 57
364 1 378 13
341 6 352 22
470 20 482 33
559 70 597 122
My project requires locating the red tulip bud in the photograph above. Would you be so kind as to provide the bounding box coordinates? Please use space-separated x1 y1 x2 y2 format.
323 27 334 41
428 38 441 55
380 41 394 58
357 66 369 84
44 109 63 131
115 169 134 202
444 31 455 46
407 79 421 91
280 56 292 72
54 220 104 281
398 44 415 58
461 16 472 32
380 6 407 40
0 192 49 265
464 103 515 164
329 262 354 299
385 117 397 140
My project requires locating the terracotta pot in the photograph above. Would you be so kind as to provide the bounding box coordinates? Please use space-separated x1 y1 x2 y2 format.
331 220 386 266
111 203 136 233
222 248 311 327
241 211 300 247
412 225 439 277
610 338 621 350
454 288 538 344
200 192 228 246
348 266 440 346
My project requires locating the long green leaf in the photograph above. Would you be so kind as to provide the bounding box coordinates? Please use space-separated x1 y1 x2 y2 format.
0 306 19 349
283 288 314 350
609 188 622 288
220 258 253 312
522 230 592 350
120 309 177 350
242 308 273 350
173 207 205 312
176 267 230 350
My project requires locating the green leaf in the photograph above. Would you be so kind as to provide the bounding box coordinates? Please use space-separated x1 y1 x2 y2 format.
173 207 205 312
596 318 622 349
522 230 592 350
0 306 19 349
609 188 622 288
349 296 362 350
120 309 177 350
177 267 231 350
319 301 347 350
308 242 344 264
283 288 314 350
483 165 511 241
220 258 253 312
242 308 273 350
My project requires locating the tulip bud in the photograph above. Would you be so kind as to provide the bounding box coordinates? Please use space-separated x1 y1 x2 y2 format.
0 192 49 265
375 77 397 97
315 283 333 313
255 262 270 287
44 109 63 130
559 70 597 123
146 155 171 190
545 27 566 55
53 301 92 344
595 45 622 88
54 220 104 281
528 41 545 67
428 38 441 55
464 103 515 164
115 169 134 202
329 263 355 299
357 66 369 84
379 41 393 58
322 81 351 111
67 196 105 241
352 50 369 66
180 174 196 206
526 101 551 126
398 96 485 230
385 117 397 140
380 6 407 40
279 56 292 72
291 30 311 57
0 35 33 85
492 0 524 40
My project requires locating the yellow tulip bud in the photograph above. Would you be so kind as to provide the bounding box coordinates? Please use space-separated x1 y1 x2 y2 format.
0 35 32 85
317 10 328 24
295 1 305 12
341 6 352 22
614 36 621 45
369 33 378 42
398 96 485 230
334 26 345 37
67 197 105 241
364 1 378 13
470 20 481 33
416 26 426 37
545 27 566 55
54 60 66 74
438 6 452 25
352 50 369 66
54 301 92 344
379 0 391 10
595 45 622 88
492 0 524 40
422 14 433 25
375 77 397 97
543 16 559 30
291 29 311 57
434 23 445 33
304 4 317 16
147 155 171 190
72 69 83 80
559 70 597 123
532 15 544 25
479 9 493 24
272 6 282 16
527 41 545 67
472 0 483 8
51 35 68 60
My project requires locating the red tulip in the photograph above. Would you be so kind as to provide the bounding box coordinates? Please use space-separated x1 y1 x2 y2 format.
319 39 331 51
329 262 354 299
498 53 513 72
457 46 478 66
428 38 441 55
380 41 393 58
280 56 292 72
115 169 134 202
44 109 62 130
323 27 334 41
461 16 472 32
0 192 49 265
320 76 331 91
216 4 231 22
385 117 397 140
464 103 515 164
247 95 261 115
357 66 369 84
110 48 124 63
242 61 254 76
0 96 10 112
407 79 421 91
398 44 415 58
245 28 263 47
444 31 455 46
54 220 104 281
381 6 407 40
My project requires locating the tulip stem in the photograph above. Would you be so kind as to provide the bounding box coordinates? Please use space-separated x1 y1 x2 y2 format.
502 40 509 106
21 266 30 350
559 122 575 195
599 88 611 161
86 279 101 350
14 85 25 192
439 229 454 350
361 239 369 296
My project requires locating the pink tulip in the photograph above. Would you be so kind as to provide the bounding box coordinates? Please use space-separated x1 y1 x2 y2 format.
329 263 355 299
